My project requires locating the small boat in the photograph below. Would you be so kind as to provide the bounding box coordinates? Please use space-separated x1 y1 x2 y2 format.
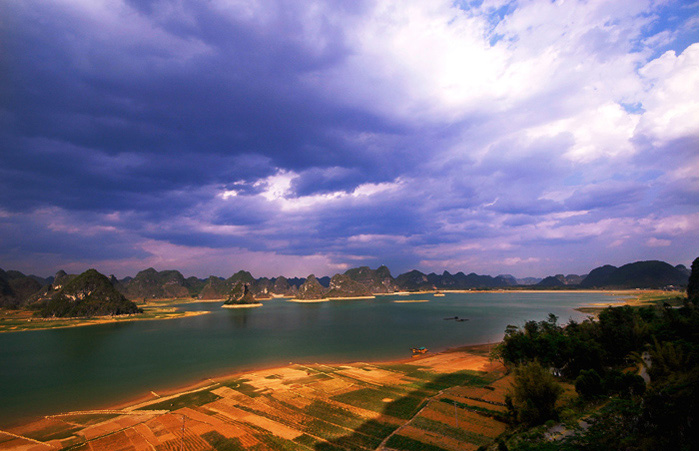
443 316 458 320
456 318 469 322
411 347 428 355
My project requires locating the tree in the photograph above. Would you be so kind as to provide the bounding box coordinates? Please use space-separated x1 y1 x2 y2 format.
575 369 604 399
508 361 563 425
688 257 699 304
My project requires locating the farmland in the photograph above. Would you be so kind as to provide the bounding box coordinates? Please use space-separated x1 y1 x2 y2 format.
0 346 512 450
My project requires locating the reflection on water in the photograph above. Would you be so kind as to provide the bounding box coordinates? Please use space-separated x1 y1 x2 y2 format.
227 308 252 328
0 292 612 426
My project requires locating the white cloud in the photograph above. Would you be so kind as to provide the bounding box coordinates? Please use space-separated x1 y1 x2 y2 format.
525 103 640 162
225 170 404 211
647 237 671 247
637 43 699 143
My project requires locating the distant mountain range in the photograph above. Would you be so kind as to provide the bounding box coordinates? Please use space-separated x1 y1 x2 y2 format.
0 260 691 310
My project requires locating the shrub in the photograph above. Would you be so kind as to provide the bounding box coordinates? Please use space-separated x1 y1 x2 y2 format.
575 369 604 399
509 361 563 425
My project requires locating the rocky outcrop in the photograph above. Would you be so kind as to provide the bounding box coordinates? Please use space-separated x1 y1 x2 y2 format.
344 266 398 293
198 276 229 299
52 270 73 290
296 275 326 300
36 269 141 317
395 270 433 291
496 274 518 286
252 277 274 299
223 281 257 305
0 269 43 309
272 276 296 296
123 268 197 300
536 276 566 287
325 274 372 298
396 269 521 291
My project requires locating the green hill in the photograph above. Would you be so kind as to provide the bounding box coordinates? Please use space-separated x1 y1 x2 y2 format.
296 274 326 300
344 266 398 293
0 268 44 309
580 261 688 288
223 281 257 305
124 268 195 299
36 269 142 317
325 274 372 298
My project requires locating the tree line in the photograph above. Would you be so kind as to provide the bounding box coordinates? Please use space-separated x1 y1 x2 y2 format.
494 257 699 450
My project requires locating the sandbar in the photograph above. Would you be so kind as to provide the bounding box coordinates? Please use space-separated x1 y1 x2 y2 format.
286 298 330 303
221 303 263 309
393 299 429 303
0 309 210 334
327 295 375 300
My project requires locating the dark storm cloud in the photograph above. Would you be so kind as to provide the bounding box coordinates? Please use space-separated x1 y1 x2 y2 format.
1 0 408 215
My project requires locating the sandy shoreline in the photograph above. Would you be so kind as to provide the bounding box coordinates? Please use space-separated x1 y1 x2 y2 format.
221 303 263 309
0 309 210 334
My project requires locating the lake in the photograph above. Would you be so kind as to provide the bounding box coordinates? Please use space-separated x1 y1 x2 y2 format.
0 291 619 426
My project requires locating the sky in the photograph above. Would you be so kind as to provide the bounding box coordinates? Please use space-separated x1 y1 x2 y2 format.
1 0 698 279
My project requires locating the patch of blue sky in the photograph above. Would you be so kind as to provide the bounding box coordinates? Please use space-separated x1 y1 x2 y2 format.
635 0 699 58
453 0 518 26
452 0 484 12
620 102 645 114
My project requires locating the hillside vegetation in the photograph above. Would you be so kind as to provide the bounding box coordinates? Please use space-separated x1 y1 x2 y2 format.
493 257 699 450
34 269 142 318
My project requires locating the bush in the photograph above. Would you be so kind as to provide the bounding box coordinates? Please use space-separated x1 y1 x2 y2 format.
575 369 604 399
509 361 563 425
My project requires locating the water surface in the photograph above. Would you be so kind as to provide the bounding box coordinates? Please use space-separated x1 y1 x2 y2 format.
0 291 618 426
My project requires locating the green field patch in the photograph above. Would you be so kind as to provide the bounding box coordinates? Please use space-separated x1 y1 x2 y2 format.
438 398 508 423
376 363 430 378
22 423 81 441
138 389 221 411
301 418 350 441
422 371 491 391
332 388 401 414
354 419 398 440
256 434 309 451
282 373 333 385
304 400 365 429
412 416 490 446
332 388 426 420
293 433 318 447
313 441 349 451
385 434 451 451
201 431 246 451
384 396 427 420
234 404 298 428
58 413 120 426
331 430 386 450
222 378 263 397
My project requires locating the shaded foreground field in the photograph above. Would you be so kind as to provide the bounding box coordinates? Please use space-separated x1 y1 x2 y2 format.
0 346 510 451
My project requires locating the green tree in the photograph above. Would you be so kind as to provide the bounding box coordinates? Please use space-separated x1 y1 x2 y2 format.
688 256 699 304
575 369 604 399
508 361 563 425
